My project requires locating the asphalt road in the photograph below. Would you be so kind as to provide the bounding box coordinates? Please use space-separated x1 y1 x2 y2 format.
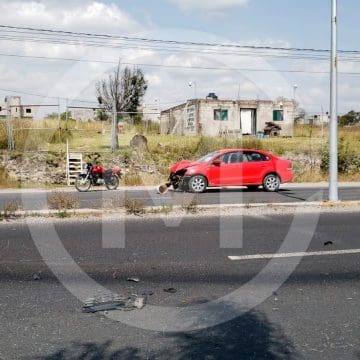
0 212 359 359
0 185 360 210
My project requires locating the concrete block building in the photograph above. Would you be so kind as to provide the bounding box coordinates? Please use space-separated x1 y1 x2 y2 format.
0 96 37 119
160 96 295 137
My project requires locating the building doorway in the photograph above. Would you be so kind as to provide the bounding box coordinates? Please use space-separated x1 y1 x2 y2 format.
240 108 257 135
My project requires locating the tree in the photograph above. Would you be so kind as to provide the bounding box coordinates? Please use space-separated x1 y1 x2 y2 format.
96 63 148 150
96 108 109 122
294 107 306 124
339 110 360 127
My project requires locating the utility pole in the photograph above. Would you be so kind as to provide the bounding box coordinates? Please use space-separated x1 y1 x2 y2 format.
329 0 338 201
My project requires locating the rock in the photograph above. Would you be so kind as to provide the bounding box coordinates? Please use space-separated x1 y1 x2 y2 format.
130 134 148 151
133 297 145 309
32 272 41 281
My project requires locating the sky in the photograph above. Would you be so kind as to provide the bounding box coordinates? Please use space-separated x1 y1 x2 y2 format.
0 0 359 115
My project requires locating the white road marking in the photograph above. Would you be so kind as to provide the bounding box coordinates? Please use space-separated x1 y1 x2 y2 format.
228 249 360 261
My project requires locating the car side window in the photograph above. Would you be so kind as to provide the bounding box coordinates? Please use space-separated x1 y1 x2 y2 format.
226 152 247 163
219 153 231 164
245 152 270 162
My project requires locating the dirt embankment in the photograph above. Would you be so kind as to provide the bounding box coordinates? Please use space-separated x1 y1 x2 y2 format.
0 150 323 186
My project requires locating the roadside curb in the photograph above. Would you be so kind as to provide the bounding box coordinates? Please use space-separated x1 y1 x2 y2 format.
1 182 360 194
7 200 360 220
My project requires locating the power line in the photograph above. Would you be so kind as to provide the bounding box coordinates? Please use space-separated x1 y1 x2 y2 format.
2 24 360 54
1 51 360 75
0 87 97 104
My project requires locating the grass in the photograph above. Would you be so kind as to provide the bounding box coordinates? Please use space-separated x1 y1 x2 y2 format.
124 197 145 215
48 191 79 210
3 120 360 185
182 195 200 214
0 200 21 220
0 165 18 188
123 171 143 186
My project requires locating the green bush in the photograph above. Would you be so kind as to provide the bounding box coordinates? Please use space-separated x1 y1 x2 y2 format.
49 129 73 144
320 137 358 173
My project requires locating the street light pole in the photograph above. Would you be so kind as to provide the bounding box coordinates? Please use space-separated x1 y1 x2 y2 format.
329 0 338 202
188 81 197 98
293 84 298 101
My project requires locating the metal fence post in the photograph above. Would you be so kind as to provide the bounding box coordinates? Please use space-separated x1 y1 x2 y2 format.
111 100 117 152
6 99 13 150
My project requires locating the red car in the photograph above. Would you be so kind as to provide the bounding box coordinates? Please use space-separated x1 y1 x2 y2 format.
168 149 294 193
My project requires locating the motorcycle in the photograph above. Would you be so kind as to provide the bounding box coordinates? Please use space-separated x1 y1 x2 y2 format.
75 162 122 192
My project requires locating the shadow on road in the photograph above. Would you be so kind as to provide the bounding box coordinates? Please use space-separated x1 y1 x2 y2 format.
32 311 298 360
275 190 308 202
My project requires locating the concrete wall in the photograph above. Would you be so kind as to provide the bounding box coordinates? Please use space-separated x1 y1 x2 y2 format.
198 100 240 137
160 101 198 135
0 97 37 119
160 99 294 137
69 108 97 122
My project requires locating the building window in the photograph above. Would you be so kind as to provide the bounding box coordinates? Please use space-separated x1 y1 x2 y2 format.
273 110 284 121
187 106 195 128
214 109 228 121
26 108 32 114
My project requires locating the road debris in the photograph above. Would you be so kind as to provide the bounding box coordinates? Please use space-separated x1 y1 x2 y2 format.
127 277 140 283
82 293 146 313
163 287 177 294
32 272 42 281
134 297 145 309
324 241 334 246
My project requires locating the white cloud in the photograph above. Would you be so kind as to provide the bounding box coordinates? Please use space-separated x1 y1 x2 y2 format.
0 3 358 115
0 1 141 33
166 0 250 12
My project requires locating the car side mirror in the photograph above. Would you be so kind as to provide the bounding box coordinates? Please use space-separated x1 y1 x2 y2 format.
212 159 222 166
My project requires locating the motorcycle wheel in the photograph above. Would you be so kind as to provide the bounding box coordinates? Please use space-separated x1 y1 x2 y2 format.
105 174 119 190
75 176 91 192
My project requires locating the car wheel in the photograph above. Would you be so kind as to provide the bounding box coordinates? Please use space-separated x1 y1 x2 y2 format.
263 174 280 192
247 185 259 191
188 175 207 193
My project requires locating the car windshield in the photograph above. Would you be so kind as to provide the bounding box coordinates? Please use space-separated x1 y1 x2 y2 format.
196 151 220 163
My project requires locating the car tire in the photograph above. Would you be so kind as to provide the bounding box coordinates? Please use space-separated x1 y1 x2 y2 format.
247 185 259 191
262 174 280 192
188 175 208 193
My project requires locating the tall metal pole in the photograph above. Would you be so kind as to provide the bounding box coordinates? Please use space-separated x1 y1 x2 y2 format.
329 0 338 201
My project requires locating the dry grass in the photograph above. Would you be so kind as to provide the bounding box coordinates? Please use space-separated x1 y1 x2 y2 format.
3 121 360 185
124 197 145 215
124 171 143 186
48 191 79 210
0 165 18 188
182 195 200 214
294 170 328 183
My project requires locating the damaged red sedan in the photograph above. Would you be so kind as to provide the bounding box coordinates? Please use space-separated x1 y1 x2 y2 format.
167 149 294 193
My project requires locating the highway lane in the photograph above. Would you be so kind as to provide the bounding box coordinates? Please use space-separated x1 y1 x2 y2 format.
0 212 359 358
0 185 360 210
